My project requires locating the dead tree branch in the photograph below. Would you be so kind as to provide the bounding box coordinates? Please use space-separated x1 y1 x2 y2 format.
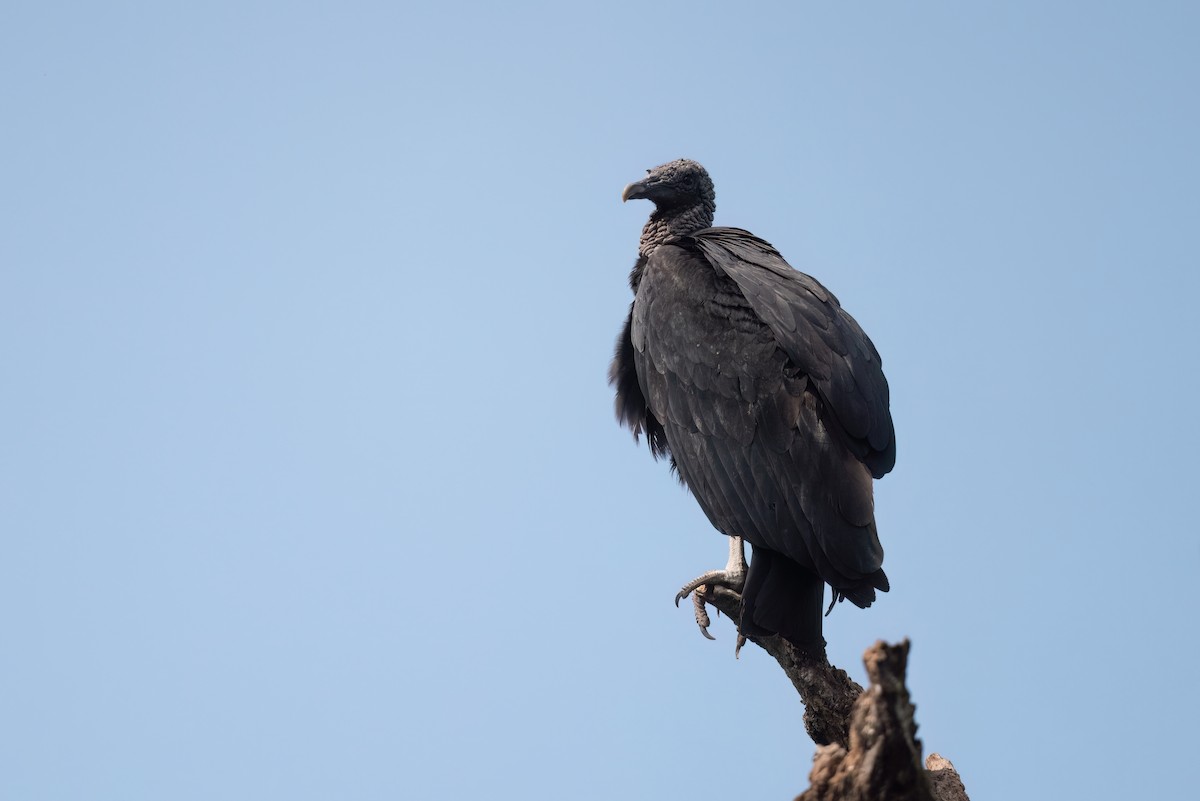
698 588 970 800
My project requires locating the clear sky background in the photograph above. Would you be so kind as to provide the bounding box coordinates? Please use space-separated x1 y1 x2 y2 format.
3 2 1198 799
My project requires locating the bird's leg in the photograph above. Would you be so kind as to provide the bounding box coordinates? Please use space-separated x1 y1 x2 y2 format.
675 536 748 640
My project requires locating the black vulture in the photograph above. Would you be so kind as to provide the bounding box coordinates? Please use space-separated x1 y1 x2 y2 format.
610 159 895 652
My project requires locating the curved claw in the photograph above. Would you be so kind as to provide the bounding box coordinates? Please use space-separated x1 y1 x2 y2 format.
675 538 749 643
692 588 716 639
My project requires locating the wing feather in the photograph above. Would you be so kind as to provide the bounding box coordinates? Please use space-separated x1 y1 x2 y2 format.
626 242 888 595
690 228 896 477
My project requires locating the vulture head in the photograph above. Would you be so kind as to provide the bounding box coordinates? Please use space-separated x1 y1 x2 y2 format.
622 159 716 213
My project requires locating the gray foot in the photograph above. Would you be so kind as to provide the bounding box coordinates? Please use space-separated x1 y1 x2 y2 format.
674 536 748 641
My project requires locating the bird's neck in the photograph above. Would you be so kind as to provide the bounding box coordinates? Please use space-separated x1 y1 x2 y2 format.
638 202 715 259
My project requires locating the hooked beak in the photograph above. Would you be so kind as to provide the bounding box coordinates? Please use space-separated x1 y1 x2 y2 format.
621 176 654 203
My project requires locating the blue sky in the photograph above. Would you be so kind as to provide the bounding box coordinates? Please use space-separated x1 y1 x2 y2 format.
3 2 1198 799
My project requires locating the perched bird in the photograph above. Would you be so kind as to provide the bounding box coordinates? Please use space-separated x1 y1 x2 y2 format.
610 159 895 652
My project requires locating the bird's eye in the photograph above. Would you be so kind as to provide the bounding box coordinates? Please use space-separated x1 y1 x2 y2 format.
682 175 696 189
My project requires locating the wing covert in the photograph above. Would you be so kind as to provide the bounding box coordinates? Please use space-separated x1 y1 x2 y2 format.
689 227 896 477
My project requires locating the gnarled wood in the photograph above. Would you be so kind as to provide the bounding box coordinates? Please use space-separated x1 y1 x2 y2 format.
699 589 970 800
703 584 862 748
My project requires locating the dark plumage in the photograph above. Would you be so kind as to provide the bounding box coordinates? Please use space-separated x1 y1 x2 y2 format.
610 159 895 651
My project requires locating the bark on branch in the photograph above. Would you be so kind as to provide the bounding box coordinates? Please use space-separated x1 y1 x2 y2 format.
699 587 970 800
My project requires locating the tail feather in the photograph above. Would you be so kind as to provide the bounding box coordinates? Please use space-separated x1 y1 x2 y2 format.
837 568 890 608
739 548 826 651
740 550 890 650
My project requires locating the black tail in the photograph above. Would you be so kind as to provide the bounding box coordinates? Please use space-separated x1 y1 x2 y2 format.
739 547 826 652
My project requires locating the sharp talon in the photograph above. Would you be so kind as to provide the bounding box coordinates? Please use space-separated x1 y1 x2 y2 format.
692 590 713 639
825 590 840 616
676 538 750 643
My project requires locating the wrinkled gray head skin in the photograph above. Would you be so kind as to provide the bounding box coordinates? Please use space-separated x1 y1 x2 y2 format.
623 159 717 258
622 158 716 211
